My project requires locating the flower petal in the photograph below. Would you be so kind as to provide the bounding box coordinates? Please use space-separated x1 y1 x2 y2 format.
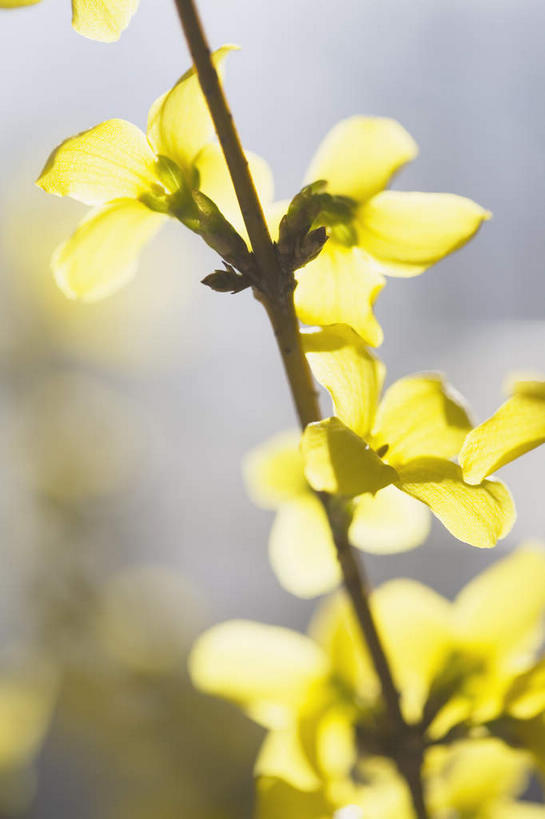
397 458 515 549
371 375 472 467
52 199 166 302
242 431 307 509
460 380 545 484
302 417 397 497
270 495 340 599
304 116 417 203
195 142 274 233
37 120 159 206
373 580 452 720
147 45 236 173
71 0 139 41
428 739 529 815
357 191 491 277
294 244 385 346
0 0 41 6
188 620 330 723
454 544 545 666
349 485 431 555
302 325 384 439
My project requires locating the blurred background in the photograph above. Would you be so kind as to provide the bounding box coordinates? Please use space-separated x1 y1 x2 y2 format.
0 0 544 815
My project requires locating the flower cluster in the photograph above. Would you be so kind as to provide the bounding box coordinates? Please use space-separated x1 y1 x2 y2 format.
32 33 545 819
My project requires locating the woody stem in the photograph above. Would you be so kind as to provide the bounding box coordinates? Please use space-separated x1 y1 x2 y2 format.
172 0 428 815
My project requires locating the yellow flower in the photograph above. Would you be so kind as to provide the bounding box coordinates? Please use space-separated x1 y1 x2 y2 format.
274 117 490 345
0 0 139 42
36 46 272 301
300 324 514 550
190 546 545 813
243 428 430 598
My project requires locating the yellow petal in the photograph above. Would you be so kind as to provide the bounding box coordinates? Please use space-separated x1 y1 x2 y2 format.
302 325 384 439
373 580 452 720
357 191 490 277
304 116 417 202
460 382 545 484
256 776 332 819
294 244 385 346
52 199 166 302
270 494 341 599
302 417 397 497
397 458 515 548
454 544 545 665
37 120 159 206
371 374 472 467
0 0 41 6
491 803 545 819
147 45 236 174
349 485 431 555
242 430 307 509
195 142 274 233
188 620 330 723
428 738 528 814
310 593 375 696
71 0 139 42
256 733 321 795
506 658 545 719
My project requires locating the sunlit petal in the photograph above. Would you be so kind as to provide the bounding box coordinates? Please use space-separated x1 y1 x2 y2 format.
195 142 274 233
397 458 515 548
371 375 472 467
242 430 307 509
71 0 139 41
302 417 397 497
37 120 159 205
454 544 545 665
304 116 417 202
147 45 236 173
302 325 384 439
349 485 431 554
357 190 490 277
460 379 545 484
52 199 166 301
294 244 385 346
189 620 330 724
270 494 340 598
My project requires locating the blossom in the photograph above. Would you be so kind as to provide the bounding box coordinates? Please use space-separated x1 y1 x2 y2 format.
243 429 430 598
189 546 545 815
36 47 272 301
275 117 490 345
0 0 139 42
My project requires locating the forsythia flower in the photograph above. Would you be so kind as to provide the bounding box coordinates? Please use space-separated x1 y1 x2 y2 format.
301 323 515 550
257 739 544 819
190 546 545 815
0 0 139 42
277 117 490 345
36 46 272 301
244 428 430 598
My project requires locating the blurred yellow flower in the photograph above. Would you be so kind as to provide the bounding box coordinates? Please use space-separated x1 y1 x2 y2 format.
37 46 272 301
274 117 490 344
190 546 545 813
0 0 139 42
243 428 430 598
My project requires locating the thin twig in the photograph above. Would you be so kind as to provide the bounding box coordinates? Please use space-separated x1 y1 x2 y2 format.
172 1 428 814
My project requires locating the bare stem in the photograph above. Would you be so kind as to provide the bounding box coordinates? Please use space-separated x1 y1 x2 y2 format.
172 0 428 814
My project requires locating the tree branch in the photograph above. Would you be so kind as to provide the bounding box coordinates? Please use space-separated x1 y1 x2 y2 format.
172 1 428 814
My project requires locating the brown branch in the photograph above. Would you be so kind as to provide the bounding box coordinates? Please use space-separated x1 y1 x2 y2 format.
172 1 428 815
